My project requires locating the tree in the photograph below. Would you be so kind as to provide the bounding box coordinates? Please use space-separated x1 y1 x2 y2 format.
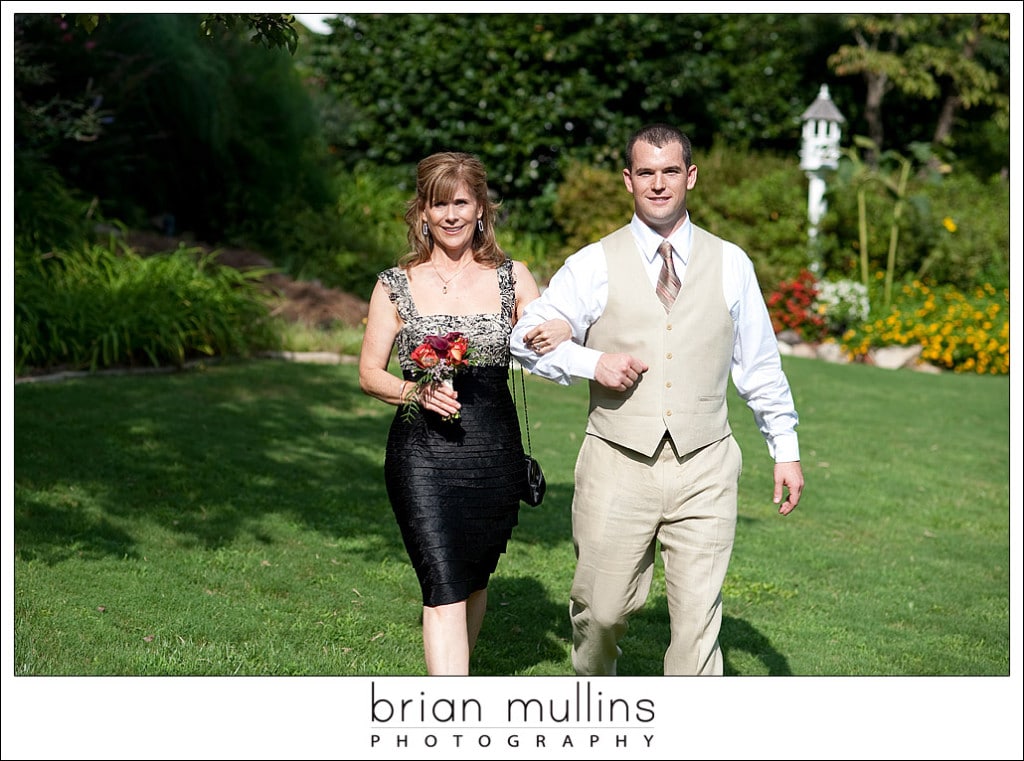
917 14 1010 149
828 13 1009 167
199 13 301 55
14 13 328 246
301 13 847 227
64 13 303 54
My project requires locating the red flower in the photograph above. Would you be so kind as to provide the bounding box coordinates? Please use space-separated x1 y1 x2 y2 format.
424 334 451 353
403 332 475 422
410 343 440 369
766 269 827 343
446 333 469 364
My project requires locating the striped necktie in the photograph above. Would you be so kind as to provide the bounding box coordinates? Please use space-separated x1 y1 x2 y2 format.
656 239 681 311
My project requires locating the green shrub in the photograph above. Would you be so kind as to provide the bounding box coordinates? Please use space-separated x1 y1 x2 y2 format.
269 317 365 356
13 157 97 254
14 239 279 375
496 226 563 286
270 169 410 298
818 160 1010 292
687 144 811 294
912 173 1010 291
551 159 633 259
550 147 813 295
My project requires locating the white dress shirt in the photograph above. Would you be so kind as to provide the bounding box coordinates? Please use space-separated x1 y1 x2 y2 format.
510 214 801 463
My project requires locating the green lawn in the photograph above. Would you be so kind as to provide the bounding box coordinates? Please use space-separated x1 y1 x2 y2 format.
13 356 1010 678
10 355 1016 760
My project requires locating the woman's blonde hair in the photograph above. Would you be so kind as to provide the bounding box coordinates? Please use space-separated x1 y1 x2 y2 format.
400 152 505 268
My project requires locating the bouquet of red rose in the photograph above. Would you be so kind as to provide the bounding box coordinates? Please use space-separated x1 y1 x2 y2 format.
402 331 472 422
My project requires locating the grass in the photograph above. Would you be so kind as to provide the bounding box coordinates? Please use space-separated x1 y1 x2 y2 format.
269 316 366 357
12 355 1010 677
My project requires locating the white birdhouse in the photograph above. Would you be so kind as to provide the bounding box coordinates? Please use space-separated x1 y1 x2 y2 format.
800 84 845 172
799 85 846 268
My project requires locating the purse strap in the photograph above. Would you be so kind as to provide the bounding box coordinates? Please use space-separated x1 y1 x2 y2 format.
510 361 533 456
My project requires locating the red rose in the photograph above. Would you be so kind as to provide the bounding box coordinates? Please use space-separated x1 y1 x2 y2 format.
410 343 440 369
448 335 469 364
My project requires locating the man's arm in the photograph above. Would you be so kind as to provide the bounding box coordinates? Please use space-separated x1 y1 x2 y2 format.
724 243 804 514
510 245 606 385
727 245 801 463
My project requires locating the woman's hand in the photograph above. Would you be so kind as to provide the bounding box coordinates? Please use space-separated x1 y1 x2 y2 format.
417 381 461 419
523 319 572 355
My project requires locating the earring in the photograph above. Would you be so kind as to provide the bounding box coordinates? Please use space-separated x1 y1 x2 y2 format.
422 222 429 238
477 219 484 233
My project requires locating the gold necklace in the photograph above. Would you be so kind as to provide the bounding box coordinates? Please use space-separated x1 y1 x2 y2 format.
431 256 473 294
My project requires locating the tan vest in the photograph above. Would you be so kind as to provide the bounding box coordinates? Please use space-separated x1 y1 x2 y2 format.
584 224 734 457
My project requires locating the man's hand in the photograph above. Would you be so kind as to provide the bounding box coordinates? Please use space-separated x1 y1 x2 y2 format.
773 461 804 516
594 353 649 391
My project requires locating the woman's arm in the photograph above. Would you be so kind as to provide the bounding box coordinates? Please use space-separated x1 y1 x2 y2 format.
358 279 462 418
358 280 409 406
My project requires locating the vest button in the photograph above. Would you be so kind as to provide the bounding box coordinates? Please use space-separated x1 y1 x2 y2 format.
665 381 672 388
666 409 673 416
666 323 673 330
665 352 673 360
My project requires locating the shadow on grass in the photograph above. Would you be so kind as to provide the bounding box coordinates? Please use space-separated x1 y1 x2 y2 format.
14 361 578 568
14 361 790 677
466 572 793 676
16 362 391 561
720 616 793 675
473 575 572 676
612 594 793 676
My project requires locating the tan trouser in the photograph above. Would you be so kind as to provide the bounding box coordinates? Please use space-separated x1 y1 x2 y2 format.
569 433 740 675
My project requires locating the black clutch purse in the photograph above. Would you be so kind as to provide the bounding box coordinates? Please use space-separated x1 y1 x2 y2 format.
512 361 546 507
523 453 546 507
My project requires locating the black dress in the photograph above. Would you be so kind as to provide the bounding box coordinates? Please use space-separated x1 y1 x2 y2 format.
379 260 525 608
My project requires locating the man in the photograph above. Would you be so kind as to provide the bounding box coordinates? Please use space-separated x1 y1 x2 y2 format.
510 123 804 676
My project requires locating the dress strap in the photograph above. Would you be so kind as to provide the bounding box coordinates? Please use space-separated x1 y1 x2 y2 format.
497 259 516 324
378 266 419 322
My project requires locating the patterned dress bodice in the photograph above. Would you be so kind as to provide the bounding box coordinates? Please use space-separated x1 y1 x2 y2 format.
378 259 516 374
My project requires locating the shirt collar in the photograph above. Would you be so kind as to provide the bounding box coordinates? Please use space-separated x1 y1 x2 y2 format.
630 214 691 265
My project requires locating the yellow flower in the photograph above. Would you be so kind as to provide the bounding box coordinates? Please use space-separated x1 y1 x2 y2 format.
942 217 957 233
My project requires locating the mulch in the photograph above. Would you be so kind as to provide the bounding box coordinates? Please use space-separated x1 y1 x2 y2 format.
125 230 369 329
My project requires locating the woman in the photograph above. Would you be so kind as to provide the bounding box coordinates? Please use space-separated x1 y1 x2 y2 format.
359 152 567 675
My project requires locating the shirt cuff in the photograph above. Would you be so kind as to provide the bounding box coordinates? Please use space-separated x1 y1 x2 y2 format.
770 433 800 463
522 343 603 386
566 345 602 381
